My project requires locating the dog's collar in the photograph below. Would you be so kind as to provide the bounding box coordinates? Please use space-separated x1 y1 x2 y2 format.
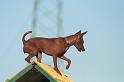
65 37 70 46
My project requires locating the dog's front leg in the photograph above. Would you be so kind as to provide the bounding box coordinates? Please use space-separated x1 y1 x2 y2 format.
60 55 71 69
53 56 62 75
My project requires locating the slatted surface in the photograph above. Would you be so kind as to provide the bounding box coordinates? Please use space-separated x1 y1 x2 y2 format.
35 62 73 82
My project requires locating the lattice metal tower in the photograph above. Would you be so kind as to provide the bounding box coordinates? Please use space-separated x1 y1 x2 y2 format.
31 0 64 71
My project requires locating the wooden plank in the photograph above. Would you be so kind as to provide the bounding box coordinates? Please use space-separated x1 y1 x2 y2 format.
35 62 73 82
6 62 73 82
35 65 57 82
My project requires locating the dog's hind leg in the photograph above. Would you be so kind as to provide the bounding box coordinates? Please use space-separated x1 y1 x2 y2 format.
60 55 71 70
36 51 42 63
25 47 38 63
25 55 33 63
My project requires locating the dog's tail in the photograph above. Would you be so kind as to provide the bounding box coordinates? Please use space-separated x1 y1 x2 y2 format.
22 31 32 44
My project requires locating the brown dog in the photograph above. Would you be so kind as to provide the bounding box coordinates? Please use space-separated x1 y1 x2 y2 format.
22 30 87 75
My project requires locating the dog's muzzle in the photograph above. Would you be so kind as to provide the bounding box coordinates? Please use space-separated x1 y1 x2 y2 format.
82 48 85 52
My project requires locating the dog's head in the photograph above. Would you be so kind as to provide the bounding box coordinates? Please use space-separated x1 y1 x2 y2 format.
74 30 87 52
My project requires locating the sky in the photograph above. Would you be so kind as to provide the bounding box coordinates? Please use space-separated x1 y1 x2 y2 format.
0 0 124 82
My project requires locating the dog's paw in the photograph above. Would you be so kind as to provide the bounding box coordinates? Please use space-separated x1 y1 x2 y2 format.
66 64 70 70
54 68 62 76
30 61 35 65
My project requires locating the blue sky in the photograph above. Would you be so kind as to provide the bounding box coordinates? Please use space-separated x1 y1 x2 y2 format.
0 0 124 82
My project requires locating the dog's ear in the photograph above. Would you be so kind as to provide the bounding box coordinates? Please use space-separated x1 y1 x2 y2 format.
75 30 81 35
75 30 82 40
81 31 88 38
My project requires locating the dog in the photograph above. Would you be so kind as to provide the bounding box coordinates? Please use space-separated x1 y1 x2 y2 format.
22 30 87 75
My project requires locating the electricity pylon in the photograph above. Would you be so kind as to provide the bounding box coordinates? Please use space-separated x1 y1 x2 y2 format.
31 0 64 72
